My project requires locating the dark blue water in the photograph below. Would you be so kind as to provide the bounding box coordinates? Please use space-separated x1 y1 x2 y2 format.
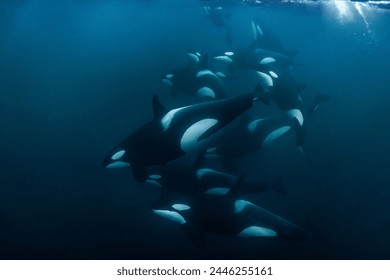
1 0 390 259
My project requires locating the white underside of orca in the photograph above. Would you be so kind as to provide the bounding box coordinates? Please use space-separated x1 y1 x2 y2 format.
153 209 186 224
180 118 219 152
260 57 276 65
215 72 226 78
269 71 278 78
161 105 190 131
238 226 277 238
206 147 217 153
234 199 254 213
196 70 218 79
187 53 200 63
162 78 173 87
213 56 233 64
106 161 130 169
247 118 268 133
149 174 162 180
196 168 225 180
204 187 230 195
262 126 291 146
111 150 125 160
256 71 273 87
287 109 304 126
145 179 162 188
197 87 216 99
172 204 191 211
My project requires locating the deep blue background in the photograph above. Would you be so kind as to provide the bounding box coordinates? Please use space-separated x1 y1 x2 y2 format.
0 0 390 259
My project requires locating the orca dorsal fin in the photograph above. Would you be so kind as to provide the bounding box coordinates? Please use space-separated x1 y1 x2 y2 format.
152 94 167 119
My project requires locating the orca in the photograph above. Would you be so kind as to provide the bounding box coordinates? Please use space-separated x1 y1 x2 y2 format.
250 17 299 57
204 6 233 47
152 189 308 248
212 17 299 74
162 54 228 100
103 93 259 182
144 156 284 195
206 109 305 171
254 48 296 66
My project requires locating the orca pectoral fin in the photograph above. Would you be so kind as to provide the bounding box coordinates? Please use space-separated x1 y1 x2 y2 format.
131 164 148 183
182 223 206 249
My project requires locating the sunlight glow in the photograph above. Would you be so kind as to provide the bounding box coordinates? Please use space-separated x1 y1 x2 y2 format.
355 2 372 33
334 0 353 21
